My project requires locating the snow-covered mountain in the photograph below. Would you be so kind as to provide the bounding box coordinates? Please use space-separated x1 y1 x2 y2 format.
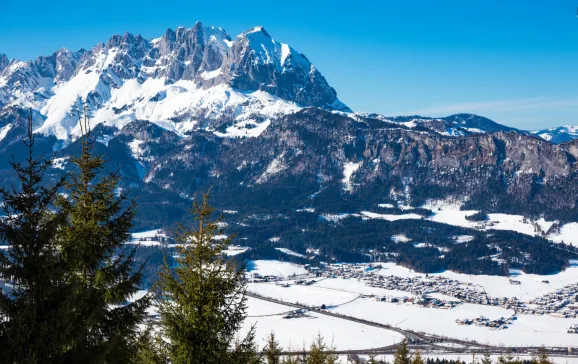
0 22 348 143
358 113 522 137
2 21 578 146
532 125 578 144
1 24 578 263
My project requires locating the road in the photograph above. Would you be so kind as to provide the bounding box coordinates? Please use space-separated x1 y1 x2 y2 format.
246 292 578 358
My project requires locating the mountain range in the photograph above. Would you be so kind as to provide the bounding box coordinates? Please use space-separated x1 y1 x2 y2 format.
0 22 575 144
0 22 578 275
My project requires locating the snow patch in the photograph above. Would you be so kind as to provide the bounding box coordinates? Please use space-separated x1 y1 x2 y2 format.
275 248 306 258
342 161 362 192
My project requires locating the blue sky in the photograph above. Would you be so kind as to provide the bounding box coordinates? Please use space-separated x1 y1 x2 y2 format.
1 0 578 129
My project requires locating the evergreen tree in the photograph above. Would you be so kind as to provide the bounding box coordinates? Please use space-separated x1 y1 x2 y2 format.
151 191 255 363
412 351 424 364
326 352 340 364
532 348 553 364
281 346 301 364
497 352 522 364
481 352 493 364
299 347 309 364
58 109 150 363
0 111 74 363
367 354 380 364
368 353 389 364
230 326 261 364
264 331 283 364
135 328 169 364
308 333 340 364
394 340 411 364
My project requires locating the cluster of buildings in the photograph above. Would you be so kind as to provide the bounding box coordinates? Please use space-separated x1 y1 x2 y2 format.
313 264 578 318
247 273 282 282
526 283 578 318
282 309 309 319
247 272 310 283
274 279 317 288
294 279 318 286
361 272 525 310
373 294 460 310
455 315 515 330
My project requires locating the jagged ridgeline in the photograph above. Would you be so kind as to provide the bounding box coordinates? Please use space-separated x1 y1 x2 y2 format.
0 23 577 276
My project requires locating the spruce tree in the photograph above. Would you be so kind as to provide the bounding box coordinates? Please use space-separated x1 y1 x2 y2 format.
264 331 283 364
281 346 301 364
308 333 340 364
481 352 493 364
412 351 424 364
498 352 521 364
152 191 255 363
0 111 74 363
532 348 553 364
367 353 387 364
58 110 150 363
230 326 261 364
367 353 379 364
394 340 411 364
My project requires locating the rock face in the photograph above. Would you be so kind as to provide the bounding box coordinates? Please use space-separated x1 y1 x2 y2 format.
0 21 347 142
206 27 346 110
0 22 578 229
139 23 229 81
0 54 9 74
1 108 575 229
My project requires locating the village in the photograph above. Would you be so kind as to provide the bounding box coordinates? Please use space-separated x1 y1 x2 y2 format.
526 283 578 318
248 262 578 322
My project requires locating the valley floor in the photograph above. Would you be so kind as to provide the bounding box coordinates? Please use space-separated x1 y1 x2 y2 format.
243 261 578 350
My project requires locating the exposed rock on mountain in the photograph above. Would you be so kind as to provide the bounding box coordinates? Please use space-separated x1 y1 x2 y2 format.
206 26 347 110
0 54 9 74
0 22 346 142
0 22 577 234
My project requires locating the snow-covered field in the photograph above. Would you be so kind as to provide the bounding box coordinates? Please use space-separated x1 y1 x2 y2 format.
245 261 578 349
359 199 578 246
246 260 309 278
241 297 404 351
223 245 251 256
248 281 358 307
333 298 576 347
127 229 166 246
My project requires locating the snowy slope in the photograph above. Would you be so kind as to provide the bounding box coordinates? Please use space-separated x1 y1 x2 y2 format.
533 125 578 144
0 22 346 144
356 113 521 137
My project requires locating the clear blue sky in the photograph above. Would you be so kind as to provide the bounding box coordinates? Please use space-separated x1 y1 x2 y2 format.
2 0 578 129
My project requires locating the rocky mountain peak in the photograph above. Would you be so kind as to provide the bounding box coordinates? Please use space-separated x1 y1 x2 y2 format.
0 22 352 140
240 26 271 38
209 25 347 110
0 54 9 73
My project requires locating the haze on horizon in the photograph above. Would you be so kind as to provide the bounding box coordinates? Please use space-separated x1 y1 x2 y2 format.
1 0 577 130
